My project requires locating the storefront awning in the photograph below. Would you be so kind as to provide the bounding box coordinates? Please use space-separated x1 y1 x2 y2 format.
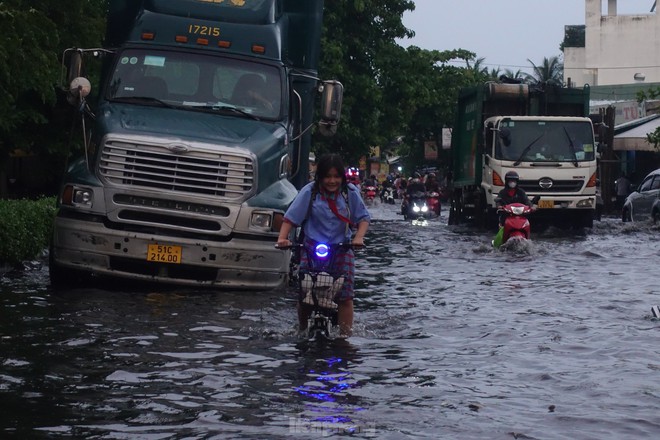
613 115 660 151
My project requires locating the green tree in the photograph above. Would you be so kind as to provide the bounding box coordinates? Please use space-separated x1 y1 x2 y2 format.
637 86 660 150
313 0 416 163
395 48 475 168
464 57 491 83
502 68 525 81
2 0 482 190
314 0 479 171
487 67 502 81
0 1 106 196
524 56 563 86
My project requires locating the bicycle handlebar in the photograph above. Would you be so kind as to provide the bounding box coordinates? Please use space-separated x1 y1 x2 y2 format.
274 242 364 250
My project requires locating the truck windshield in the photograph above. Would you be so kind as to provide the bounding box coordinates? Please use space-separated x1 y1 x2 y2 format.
495 120 595 163
106 48 283 120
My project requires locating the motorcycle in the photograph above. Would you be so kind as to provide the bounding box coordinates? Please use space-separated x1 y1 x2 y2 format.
381 187 395 205
402 191 432 221
493 196 540 248
363 185 377 205
426 191 441 217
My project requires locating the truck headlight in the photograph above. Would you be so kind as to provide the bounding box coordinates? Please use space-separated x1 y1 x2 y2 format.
251 212 272 228
61 185 93 207
576 198 594 208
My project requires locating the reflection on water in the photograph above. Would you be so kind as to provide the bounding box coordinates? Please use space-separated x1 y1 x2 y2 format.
2 203 660 439
291 340 374 437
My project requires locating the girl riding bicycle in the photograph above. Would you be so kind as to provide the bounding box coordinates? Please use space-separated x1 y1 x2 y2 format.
277 154 370 337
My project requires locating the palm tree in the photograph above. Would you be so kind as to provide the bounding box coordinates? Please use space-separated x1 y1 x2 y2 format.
465 57 489 83
524 56 563 86
502 68 524 80
465 56 486 74
487 67 502 81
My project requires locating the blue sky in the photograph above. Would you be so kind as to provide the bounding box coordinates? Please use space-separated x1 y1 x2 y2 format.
398 0 656 74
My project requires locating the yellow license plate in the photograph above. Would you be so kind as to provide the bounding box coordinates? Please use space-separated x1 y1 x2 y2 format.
538 199 554 209
147 244 182 264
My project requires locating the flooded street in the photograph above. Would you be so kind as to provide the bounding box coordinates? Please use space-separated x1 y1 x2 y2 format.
2 202 660 439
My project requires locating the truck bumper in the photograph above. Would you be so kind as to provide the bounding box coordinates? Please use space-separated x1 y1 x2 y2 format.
51 216 289 289
530 206 595 228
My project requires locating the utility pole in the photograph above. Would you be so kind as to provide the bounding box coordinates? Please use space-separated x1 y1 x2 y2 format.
598 106 617 214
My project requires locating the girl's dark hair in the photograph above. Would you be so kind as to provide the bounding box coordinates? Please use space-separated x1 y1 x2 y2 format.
314 153 347 189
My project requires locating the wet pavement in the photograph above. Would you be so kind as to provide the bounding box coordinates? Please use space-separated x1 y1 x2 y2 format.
1 201 660 439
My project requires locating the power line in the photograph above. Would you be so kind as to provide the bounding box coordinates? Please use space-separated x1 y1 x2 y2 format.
442 59 536 70
444 59 660 71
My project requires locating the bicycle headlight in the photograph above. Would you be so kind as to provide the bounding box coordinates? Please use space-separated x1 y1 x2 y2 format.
315 243 329 258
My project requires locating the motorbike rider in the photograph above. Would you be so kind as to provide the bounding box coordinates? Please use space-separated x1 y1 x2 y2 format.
401 172 426 214
345 167 361 192
380 176 393 201
362 174 378 201
425 173 440 193
496 171 533 226
363 174 377 187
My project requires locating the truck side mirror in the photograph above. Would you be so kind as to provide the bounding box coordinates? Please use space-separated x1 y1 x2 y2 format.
318 80 343 136
67 77 92 106
67 51 84 86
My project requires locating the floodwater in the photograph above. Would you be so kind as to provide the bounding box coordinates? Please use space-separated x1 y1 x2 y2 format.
1 201 660 439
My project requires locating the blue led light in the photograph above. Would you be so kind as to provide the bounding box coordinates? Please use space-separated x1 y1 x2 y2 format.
315 243 330 258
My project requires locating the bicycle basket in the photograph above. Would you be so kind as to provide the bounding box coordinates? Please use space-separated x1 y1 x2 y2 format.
300 272 343 310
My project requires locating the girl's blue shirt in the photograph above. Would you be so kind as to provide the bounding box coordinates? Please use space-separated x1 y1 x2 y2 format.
284 182 371 244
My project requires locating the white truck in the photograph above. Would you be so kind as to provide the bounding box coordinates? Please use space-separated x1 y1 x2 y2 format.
448 82 598 229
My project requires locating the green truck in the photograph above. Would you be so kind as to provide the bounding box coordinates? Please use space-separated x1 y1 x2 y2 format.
50 0 342 288
447 81 598 229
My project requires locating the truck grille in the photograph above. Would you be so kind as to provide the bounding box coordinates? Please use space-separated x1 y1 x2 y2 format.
99 140 254 199
519 179 584 193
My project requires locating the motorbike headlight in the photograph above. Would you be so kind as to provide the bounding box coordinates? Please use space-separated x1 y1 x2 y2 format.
413 205 420 213
421 205 429 212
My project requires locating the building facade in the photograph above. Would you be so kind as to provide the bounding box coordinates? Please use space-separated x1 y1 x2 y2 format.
564 0 660 87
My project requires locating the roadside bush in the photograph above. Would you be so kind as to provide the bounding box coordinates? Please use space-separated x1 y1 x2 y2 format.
0 197 57 265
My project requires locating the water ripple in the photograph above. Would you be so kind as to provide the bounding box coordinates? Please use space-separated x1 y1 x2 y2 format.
2 207 660 438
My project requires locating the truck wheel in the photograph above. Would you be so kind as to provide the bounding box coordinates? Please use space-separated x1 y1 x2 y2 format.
448 191 460 225
448 205 456 225
48 247 88 288
49 261 75 288
475 191 486 228
486 207 498 231
478 191 498 230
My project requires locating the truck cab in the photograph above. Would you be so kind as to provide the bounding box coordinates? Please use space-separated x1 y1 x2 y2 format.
449 82 598 229
481 115 598 227
50 0 342 288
